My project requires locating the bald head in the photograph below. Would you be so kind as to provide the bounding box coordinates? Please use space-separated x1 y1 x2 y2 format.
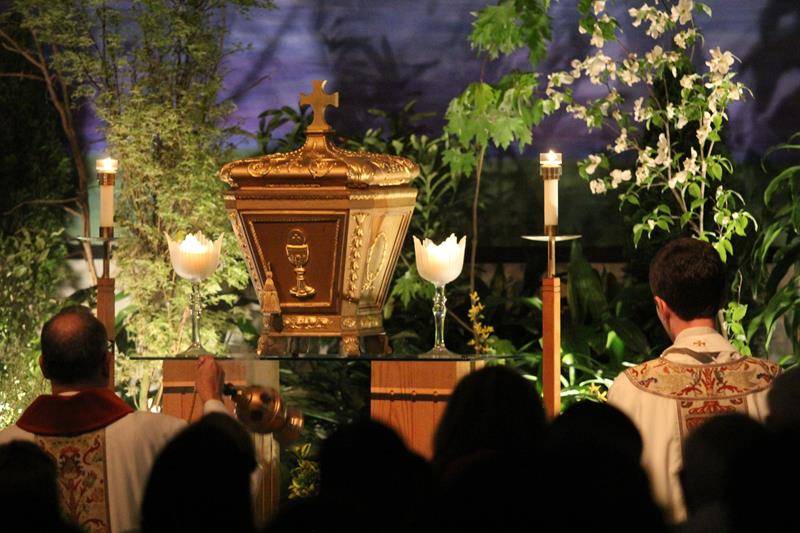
41 306 108 386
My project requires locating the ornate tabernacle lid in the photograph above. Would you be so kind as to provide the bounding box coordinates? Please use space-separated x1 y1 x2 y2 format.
220 80 419 188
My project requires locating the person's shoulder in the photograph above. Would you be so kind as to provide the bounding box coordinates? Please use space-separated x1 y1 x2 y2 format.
0 424 33 445
607 361 658 402
109 410 186 442
739 356 781 378
726 356 782 393
612 358 667 388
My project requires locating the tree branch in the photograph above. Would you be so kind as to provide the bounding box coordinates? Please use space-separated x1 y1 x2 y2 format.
0 29 45 70
3 197 79 216
0 71 44 81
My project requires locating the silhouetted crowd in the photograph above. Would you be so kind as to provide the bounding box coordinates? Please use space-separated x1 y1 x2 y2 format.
2 363 798 533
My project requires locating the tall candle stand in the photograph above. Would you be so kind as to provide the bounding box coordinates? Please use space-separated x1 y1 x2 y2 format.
96 157 118 387
522 151 580 419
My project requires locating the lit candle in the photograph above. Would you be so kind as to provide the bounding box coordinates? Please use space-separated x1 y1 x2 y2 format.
96 157 118 229
413 234 466 287
539 151 562 227
165 232 223 281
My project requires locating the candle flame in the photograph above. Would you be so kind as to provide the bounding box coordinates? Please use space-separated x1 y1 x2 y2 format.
539 150 562 168
96 157 119 174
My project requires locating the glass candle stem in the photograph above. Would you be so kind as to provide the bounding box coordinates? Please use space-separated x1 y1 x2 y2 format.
191 282 201 348
180 281 208 356
432 285 447 350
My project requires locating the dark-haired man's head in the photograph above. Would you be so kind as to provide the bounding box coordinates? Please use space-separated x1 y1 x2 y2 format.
40 306 110 388
433 366 545 473
649 238 725 339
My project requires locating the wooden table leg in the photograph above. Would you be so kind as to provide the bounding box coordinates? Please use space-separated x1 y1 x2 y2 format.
370 360 483 459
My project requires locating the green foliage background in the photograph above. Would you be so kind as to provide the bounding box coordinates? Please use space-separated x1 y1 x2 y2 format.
0 27 76 425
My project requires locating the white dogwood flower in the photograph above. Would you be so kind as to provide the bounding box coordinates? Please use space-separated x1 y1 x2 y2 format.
614 129 629 153
636 164 649 184
589 179 607 194
655 133 670 166
696 112 712 145
591 29 605 48
633 97 651 122
668 170 688 189
706 47 735 80
611 169 632 188
680 74 697 90
671 0 694 25
585 154 602 175
684 147 700 174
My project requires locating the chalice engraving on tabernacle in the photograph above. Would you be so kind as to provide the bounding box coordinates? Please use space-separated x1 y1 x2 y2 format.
286 228 316 298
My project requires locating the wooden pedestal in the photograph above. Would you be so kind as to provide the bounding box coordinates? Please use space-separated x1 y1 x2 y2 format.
370 360 484 459
97 277 115 388
162 359 280 526
542 277 561 419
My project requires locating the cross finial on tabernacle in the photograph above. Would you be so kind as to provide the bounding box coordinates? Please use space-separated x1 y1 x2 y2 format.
299 80 339 133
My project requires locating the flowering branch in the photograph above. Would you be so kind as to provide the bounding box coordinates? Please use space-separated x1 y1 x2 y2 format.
544 0 755 262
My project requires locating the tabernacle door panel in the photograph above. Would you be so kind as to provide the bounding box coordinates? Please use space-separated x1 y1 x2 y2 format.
244 211 347 313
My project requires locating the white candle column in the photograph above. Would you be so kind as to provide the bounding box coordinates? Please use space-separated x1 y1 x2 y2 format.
96 157 119 239
539 150 562 278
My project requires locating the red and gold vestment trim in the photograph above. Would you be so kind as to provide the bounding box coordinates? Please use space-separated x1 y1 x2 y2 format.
36 429 111 533
624 355 780 436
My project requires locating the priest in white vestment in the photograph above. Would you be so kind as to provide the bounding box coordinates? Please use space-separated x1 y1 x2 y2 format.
608 238 780 524
0 306 227 533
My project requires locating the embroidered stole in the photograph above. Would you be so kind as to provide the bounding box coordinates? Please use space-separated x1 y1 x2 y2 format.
624 351 780 437
36 429 112 533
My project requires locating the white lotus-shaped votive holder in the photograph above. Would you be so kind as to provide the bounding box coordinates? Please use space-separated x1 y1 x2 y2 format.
413 234 466 357
166 232 222 281
165 232 223 356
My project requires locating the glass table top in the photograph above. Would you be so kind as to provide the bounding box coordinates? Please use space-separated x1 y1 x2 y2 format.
128 352 520 362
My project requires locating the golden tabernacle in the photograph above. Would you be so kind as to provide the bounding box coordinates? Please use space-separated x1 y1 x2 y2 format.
220 80 419 355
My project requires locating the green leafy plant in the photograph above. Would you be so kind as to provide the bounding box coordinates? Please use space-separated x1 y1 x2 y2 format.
444 0 551 300
742 134 800 361
0 32 82 423
2 1 274 409
286 443 320 500
0 228 71 425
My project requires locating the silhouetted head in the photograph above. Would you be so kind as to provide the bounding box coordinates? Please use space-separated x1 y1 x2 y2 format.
40 306 109 387
681 413 768 516
766 366 800 433
141 413 257 533
0 440 77 532
547 401 642 462
316 418 432 532
433 365 545 471
649 238 725 328
542 407 665 533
